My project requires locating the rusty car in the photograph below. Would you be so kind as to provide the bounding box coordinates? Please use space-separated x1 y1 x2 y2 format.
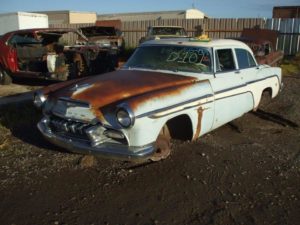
77 25 124 55
235 28 284 66
0 28 118 84
34 38 282 161
139 26 188 44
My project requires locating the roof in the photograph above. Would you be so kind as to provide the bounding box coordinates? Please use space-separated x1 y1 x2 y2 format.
141 38 251 50
99 9 191 17
33 10 96 14
273 6 300 9
0 11 48 17
97 8 208 20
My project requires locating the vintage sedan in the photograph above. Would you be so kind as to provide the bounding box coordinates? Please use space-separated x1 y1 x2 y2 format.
34 38 282 161
235 28 284 66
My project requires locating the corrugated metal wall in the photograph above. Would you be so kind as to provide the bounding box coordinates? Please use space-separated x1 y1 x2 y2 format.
50 18 300 55
265 18 300 55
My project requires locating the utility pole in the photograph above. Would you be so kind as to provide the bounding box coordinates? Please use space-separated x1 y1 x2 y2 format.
192 0 196 9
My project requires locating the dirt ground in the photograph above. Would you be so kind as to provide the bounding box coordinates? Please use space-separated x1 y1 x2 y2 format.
0 72 300 225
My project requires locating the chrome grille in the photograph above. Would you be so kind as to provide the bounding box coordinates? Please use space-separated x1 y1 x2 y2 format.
49 115 94 141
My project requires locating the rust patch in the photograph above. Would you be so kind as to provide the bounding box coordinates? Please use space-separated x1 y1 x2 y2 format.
90 106 105 122
70 70 199 120
193 107 203 141
42 70 201 123
128 80 208 112
241 28 279 48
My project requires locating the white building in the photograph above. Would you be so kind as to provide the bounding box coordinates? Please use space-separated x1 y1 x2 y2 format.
0 12 48 35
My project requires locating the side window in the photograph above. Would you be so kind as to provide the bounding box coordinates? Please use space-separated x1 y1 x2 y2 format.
235 48 256 69
216 49 236 72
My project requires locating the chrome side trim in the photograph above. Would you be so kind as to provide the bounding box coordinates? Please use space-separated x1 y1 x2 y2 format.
214 84 246 95
58 97 90 107
215 91 255 107
136 94 213 119
246 75 279 85
135 75 279 119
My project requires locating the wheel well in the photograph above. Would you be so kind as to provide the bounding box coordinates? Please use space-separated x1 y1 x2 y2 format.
166 114 193 141
262 87 272 97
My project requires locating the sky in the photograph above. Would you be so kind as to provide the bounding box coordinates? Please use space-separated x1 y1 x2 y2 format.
1 0 299 18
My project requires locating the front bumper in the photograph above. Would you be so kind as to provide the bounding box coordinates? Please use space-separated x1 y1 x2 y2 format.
37 118 155 161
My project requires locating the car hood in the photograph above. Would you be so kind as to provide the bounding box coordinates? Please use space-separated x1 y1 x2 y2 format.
49 69 198 109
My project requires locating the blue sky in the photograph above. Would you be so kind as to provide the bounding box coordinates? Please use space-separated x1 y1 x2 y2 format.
1 0 299 18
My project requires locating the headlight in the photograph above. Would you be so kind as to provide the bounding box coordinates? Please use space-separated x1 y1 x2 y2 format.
33 91 47 108
116 106 135 128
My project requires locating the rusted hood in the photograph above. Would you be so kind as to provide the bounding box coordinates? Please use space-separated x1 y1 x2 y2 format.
52 70 198 109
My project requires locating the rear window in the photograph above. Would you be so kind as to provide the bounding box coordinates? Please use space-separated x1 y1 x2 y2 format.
9 33 39 45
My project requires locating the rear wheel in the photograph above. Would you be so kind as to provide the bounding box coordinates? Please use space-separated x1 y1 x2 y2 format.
150 125 171 161
0 68 12 85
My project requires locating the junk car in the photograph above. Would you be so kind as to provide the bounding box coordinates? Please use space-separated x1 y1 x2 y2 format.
139 26 188 44
34 38 282 161
235 28 284 66
0 28 117 84
77 26 124 54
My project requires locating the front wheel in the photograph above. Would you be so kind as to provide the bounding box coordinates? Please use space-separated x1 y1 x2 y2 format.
150 125 171 161
0 68 12 85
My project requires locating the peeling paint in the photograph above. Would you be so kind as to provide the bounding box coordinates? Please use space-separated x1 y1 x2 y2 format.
69 70 198 120
193 107 203 140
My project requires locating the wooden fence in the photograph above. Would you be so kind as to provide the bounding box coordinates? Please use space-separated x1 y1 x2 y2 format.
50 18 300 55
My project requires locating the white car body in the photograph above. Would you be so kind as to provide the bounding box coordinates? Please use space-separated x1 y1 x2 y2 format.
36 38 282 161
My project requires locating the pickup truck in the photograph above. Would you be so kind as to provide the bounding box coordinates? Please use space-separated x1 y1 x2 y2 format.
139 26 188 44
235 28 284 66
34 38 282 161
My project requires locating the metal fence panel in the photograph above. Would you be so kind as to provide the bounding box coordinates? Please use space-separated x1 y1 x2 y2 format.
50 18 300 55
265 18 300 55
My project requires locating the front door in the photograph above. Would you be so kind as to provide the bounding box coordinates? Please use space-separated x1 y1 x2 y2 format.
210 48 254 129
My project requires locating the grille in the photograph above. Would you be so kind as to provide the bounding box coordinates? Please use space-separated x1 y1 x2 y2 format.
49 115 94 141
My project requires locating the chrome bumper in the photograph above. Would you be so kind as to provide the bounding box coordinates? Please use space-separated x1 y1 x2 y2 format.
37 118 155 161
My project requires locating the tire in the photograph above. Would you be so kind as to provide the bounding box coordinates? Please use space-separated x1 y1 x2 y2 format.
150 125 172 161
0 68 12 85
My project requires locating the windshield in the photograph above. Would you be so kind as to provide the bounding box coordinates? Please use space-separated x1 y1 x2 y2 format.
124 45 212 74
152 27 187 36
